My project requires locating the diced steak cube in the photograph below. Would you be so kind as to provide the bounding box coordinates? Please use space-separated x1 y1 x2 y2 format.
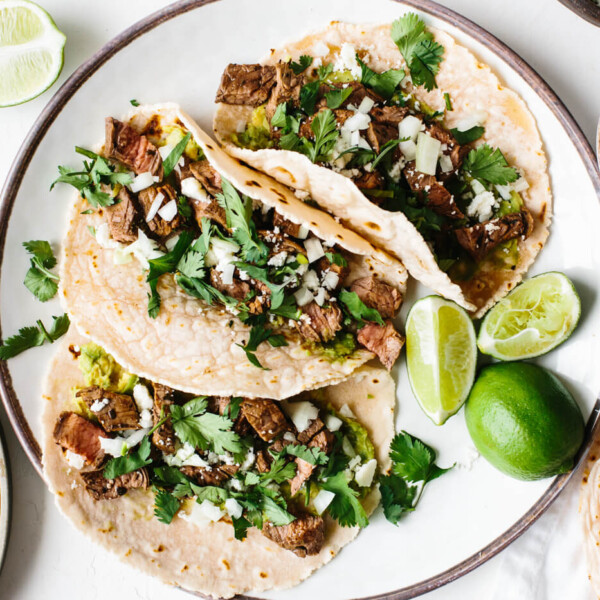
297 302 343 343
137 183 181 240
53 411 107 466
152 383 176 454
266 62 305 120
106 187 139 243
262 513 325 557
215 64 277 106
76 386 141 432
189 160 223 197
357 321 404 370
241 398 288 442
349 276 402 319
180 465 238 487
80 468 149 500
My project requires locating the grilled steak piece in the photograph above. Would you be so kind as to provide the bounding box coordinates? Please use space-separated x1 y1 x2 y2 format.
316 254 349 288
210 268 252 301
76 386 141 432
241 399 289 442
259 231 305 256
309 429 335 454
189 160 223 197
354 170 384 191
426 122 468 173
370 105 410 126
105 117 163 178
365 122 399 155
152 383 176 454
262 513 325 557
273 211 302 238
266 62 305 120
349 276 403 319
81 468 149 500
137 183 181 239
106 187 139 243
208 396 249 435
192 195 228 230
455 209 534 262
404 162 465 219
54 412 108 466
180 465 239 487
289 458 314 496
297 302 343 343
357 321 405 370
296 418 324 445
255 449 272 473
215 64 276 106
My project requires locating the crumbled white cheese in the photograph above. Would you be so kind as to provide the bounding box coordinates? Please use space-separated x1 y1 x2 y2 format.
139 409 153 429
89 397 109 413
163 442 209 468
133 383 154 412
512 176 529 193
225 498 243 519
283 431 297 443
267 251 288 267
181 500 224 526
241 447 256 471
333 43 362 78
388 158 407 182
284 401 319 432
354 458 377 487
65 450 85 469
467 191 498 222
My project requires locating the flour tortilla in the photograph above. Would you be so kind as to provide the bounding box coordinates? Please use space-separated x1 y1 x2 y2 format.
214 22 552 318
60 103 407 399
580 438 600 596
42 330 395 598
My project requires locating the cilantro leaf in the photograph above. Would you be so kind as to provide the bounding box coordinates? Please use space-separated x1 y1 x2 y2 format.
462 144 519 185
170 397 243 454
290 55 313 75
232 516 251 540
357 55 405 100
177 195 193 219
162 132 191 177
389 431 437 483
130 99 140 107
262 495 295 526
379 473 417 524
325 86 353 109
391 13 444 91
271 102 288 128
0 314 69 360
325 252 348 267
339 289 384 326
236 323 288 370
320 471 369 528
23 240 59 302
104 436 152 479
217 179 268 263
153 489 180 524
305 108 339 163
450 126 485 145
444 92 453 111
260 453 297 484
283 444 329 466
299 80 320 115
195 486 229 504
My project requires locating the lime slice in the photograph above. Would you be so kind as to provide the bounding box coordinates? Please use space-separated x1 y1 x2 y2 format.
0 0 66 107
406 296 477 425
478 272 581 361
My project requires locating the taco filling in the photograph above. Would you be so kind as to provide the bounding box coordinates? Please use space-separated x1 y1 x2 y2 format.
215 24 534 282
55 115 404 370
53 342 379 556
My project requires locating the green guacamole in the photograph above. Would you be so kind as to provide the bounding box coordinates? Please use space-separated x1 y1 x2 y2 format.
78 343 138 394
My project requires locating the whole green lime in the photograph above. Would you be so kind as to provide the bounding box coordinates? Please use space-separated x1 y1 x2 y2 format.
465 362 584 480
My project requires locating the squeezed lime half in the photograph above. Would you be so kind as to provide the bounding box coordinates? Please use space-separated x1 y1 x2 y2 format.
406 295 477 425
478 272 580 361
0 0 66 107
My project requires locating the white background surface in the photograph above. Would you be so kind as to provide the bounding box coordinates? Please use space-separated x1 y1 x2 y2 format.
0 1 598 599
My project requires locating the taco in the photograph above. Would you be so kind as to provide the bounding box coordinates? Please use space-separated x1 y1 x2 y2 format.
213 16 551 317
43 330 395 598
580 438 600 595
57 103 407 399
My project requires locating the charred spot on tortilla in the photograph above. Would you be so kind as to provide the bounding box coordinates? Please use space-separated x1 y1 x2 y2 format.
366 222 380 231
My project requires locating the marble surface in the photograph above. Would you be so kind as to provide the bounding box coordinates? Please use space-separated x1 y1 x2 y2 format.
0 1 598 599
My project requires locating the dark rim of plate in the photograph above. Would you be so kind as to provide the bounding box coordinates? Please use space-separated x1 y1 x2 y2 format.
0 0 599 598
557 0 600 27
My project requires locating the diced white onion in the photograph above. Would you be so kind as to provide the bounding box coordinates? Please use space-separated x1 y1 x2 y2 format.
304 237 325 263
354 458 378 487
225 498 243 519
339 404 356 418
399 139 417 161
313 489 336 515
181 500 224 526
314 287 326 306
312 41 330 57
129 171 156 193
357 96 375 114
133 383 153 411
123 229 164 269
303 269 320 290
342 436 356 457
297 225 309 240
322 271 340 290
145 192 165 222
439 154 454 173
399 115 422 141
283 431 297 443
139 409 153 428
343 111 371 132
294 286 314 307
205 238 240 267
158 199 178 222
94 223 121 250
284 401 319 432
159 144 175 161
455 110 487 132
65 450 85 469
219 262 235 285
324 414 343 432
495 184 512 200
165 234 180 252
470 179 487 195
181 177 210 203
512 177 529 193
415 132 441 176
113 248 133 265
99 436 128 457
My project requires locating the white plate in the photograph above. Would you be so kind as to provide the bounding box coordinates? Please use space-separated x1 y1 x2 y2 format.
0 0 599 598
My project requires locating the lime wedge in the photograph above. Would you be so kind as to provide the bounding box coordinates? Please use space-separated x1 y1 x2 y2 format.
478 272 580 361
406 296 477 425
0 0 66 107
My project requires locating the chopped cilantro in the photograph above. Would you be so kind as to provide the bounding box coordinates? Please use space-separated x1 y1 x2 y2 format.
462 144 519 185
444 92 453 111
320 470 369 528
130 99 140 107
289 55 313 75
325 86 353 109
162 132 191 177
339 290 384 327
357 55 405 100
450 126 485 145
104 436 152 479
22 240 59 302
0 314 69 360
325 252 348 267
299 80 320 114
236 323 288 370
282 444 329 466
153 488 180 524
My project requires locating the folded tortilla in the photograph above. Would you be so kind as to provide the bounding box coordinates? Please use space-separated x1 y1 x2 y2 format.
42 330 395 598
214 22 551 317
580 438 600 595
60 103 407 399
